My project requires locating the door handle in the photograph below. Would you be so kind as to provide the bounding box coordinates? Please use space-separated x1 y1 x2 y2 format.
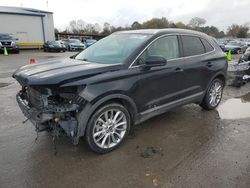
206 62 213 67
175 67 184 73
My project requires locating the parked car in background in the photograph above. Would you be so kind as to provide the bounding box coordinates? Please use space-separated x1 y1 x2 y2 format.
43 41 66 52
224 41 248 54
62 39 86 51
0 33 19 53
85 39 97 47
246 39 250 47
13 29 227 153
217 41 225 51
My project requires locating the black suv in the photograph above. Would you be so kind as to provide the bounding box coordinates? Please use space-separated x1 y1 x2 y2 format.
13 29 227 153
0 33 19 53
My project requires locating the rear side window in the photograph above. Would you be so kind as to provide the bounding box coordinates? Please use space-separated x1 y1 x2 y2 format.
182 36 205 56
201 38 214 52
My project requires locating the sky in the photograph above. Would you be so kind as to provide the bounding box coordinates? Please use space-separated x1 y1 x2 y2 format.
0 0 249 31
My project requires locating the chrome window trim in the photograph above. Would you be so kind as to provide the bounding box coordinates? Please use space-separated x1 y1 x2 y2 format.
129 33 216 69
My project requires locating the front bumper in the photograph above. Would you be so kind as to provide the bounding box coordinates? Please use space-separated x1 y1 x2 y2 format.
70 46 85 51
48 47 66 51
0 46 19 51
16 91 79 138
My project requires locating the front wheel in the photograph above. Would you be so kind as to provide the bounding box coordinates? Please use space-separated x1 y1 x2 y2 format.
200 79 224 110
84 103 131 154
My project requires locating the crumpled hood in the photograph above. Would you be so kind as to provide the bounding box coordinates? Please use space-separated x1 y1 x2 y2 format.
13 58 121 86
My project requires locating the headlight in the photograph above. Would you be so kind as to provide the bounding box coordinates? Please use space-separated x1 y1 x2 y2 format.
0 43 2 47
49 45 54 48
11 41 16 46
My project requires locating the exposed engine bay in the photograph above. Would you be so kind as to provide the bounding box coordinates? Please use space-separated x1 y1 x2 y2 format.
16 85 85 144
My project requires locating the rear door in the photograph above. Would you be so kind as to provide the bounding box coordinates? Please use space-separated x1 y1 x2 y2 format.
180 35 214 96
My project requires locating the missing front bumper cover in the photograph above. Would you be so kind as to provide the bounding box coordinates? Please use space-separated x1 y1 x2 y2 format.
16 91 80 142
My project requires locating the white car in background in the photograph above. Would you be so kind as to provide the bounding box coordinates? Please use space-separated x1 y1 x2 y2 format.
245 39 250 47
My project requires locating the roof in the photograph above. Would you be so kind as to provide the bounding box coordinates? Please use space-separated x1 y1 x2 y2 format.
0 6 52 17
115 28 208 37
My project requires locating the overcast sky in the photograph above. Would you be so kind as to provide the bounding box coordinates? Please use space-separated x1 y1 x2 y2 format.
1 0 249 31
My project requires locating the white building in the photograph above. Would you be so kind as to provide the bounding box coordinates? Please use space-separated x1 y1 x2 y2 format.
0 6 55 48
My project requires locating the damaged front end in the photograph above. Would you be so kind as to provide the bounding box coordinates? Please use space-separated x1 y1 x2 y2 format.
16 85 85 144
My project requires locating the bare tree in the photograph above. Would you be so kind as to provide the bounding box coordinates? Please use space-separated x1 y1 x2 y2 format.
226 24 249 38
77 19 86 32
189 17 206 28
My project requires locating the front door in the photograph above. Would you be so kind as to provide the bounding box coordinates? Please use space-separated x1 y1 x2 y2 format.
133 35 186 113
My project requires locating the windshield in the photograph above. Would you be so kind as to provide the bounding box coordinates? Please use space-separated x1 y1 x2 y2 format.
75 33 151 64
69 39 81 44
0 34 14 40
49 41 61 45
228 41 240 46
86 39 96 43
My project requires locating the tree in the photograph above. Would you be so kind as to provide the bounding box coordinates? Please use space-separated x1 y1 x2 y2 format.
54 28 59 33
85 24 95 34
69 20 78 33
175 22 187 29
77 19 86 32
142 17 169 29
189 17 206 28
237 26 249 38
93 23 101 34
102 22 112 34
131 21 142 30
227 24 240 37
227 24 249 38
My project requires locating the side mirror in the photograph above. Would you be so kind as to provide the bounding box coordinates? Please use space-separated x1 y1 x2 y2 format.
15 38 18 40
140 56 167 70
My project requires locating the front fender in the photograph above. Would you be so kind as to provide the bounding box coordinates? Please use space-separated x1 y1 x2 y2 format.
76 93 138 138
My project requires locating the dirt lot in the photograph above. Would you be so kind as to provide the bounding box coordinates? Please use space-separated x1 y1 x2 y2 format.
0 51 250 188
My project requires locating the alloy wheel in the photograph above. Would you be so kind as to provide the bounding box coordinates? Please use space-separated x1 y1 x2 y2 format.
92 109 127 149
208 81 223 107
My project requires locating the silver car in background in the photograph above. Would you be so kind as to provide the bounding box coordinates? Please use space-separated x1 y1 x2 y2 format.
62 39 86 51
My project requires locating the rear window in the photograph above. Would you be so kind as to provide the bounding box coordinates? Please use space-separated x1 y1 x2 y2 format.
201 38 214 52
182 36 205 56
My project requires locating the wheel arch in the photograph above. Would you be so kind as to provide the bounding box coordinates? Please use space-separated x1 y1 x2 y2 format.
213 73 226 86
199 71 226 104
208 71 227 88
76 93 138 139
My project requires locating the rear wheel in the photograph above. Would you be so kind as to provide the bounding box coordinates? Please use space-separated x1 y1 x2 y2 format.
85 103 131 154
200 79 224 110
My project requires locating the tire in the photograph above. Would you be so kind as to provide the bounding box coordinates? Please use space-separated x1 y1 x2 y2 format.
200 78 224 110
84 103 131 154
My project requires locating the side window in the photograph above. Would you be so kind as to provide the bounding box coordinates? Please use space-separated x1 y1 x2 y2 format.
182 36 205 56
137 35 180 65
201 38 214 52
